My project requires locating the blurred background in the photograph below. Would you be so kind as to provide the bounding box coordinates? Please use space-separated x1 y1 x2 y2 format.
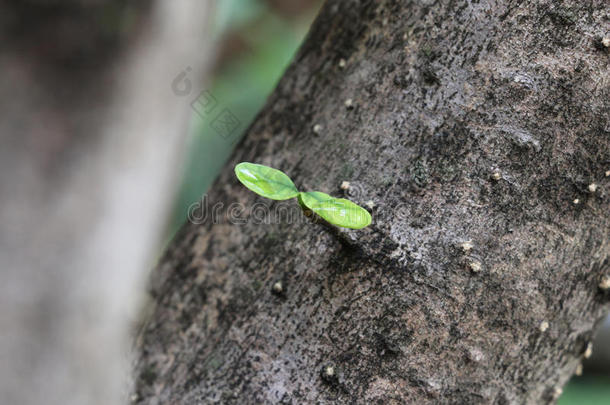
166 0 322 239
167 1 610 403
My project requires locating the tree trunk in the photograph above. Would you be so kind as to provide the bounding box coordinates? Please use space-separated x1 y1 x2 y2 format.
134 0 610 403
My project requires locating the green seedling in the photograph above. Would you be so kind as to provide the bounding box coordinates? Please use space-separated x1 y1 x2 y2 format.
235 162 371 229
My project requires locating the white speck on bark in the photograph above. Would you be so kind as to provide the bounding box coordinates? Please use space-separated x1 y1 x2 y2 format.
584 342 593 359
272 281 283 294
598 275 610 291
461 241 473 253
469 260 482 273
467 347 484 363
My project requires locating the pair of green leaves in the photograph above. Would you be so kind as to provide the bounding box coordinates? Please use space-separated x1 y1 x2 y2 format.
234 162 371 229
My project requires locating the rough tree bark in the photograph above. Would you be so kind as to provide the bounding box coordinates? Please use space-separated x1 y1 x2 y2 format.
134 0 609 403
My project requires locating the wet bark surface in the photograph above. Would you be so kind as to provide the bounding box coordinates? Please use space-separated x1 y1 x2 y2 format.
134 0 610 403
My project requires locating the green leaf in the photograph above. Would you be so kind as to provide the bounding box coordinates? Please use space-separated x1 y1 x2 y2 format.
299 191 372 229
298 191 333 208
235 162 299 200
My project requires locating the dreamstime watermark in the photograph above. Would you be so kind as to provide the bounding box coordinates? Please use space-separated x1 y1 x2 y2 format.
187 194 391 226
187 195 319 225
171 66 241 143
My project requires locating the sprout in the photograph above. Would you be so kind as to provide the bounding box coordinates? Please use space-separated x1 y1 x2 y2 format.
235 162 371 229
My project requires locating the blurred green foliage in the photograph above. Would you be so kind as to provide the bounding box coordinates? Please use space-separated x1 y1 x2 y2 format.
166 1 608 402
168 0 320 237
559 376 610 405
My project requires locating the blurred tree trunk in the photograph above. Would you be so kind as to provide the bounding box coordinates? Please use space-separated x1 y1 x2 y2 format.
134 0 609 403
0 1 212 404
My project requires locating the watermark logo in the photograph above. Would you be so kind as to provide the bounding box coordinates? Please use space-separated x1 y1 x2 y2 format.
186 195 347 226
172 66 241 142
191 90 217 116
210 108 241 139
171 66 193 96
